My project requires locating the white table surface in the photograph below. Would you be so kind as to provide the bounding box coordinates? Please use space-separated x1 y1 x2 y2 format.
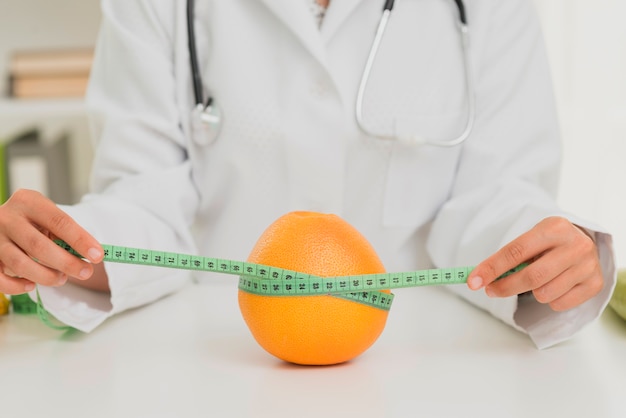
2 278 625 418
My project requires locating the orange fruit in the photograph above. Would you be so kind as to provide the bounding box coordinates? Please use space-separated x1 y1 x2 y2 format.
238 211 389 365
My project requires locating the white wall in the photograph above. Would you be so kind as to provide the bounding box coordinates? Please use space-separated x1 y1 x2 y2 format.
534 0 626 266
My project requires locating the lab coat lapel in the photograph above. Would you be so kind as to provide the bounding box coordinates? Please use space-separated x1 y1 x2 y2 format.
258 0 328 67
320 0 365 42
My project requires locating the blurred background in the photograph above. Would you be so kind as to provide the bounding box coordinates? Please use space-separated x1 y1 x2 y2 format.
0 0 624 263
533 0 626 268
0 0 100 204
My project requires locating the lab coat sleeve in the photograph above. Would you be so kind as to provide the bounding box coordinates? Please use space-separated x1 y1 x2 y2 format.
426 0 616 349
35 0 199 332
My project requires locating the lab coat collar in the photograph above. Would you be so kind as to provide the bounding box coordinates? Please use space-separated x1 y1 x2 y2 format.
258 0 365 67
259 0 328 67
320 0 364 43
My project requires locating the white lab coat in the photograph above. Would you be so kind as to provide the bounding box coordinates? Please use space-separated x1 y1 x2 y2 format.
38 0 615 349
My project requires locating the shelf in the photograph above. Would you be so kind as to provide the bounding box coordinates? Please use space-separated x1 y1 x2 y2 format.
0 97 86 118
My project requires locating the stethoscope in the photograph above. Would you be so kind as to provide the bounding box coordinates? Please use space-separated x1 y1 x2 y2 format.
187 0 474 147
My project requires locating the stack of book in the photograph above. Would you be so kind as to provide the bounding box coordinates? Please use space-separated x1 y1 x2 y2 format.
8 48 94 99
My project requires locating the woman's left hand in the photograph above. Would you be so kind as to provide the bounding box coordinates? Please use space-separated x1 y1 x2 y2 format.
467 216 604 311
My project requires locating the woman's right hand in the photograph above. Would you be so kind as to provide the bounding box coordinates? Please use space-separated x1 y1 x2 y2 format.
0 189 104 294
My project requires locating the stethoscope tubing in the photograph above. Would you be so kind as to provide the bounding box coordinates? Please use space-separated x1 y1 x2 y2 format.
354 8 392 138
188 0 474 147
355 0 475 146
187 0 203 107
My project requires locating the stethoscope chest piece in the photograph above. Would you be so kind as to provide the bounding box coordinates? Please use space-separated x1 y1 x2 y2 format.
191 103 222 146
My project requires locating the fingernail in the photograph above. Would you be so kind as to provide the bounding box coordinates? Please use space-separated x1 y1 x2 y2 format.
468 276 483 290
57 274 68 286
24 283 35 292
87 247 102 262
486 287 496 298
79 268 91 279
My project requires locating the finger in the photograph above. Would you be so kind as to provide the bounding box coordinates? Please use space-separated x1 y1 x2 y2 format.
547 278 605 312
467 230 554 291
0 273 37 295
8 224 96 282
530 260 600 304
542 253 603 310
485 247 570 297
0 241 70 287
10 191 103 263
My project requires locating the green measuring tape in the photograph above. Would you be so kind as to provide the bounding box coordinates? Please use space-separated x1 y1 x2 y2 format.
29 241 526 330
10 293 38 314
55 240 527 308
